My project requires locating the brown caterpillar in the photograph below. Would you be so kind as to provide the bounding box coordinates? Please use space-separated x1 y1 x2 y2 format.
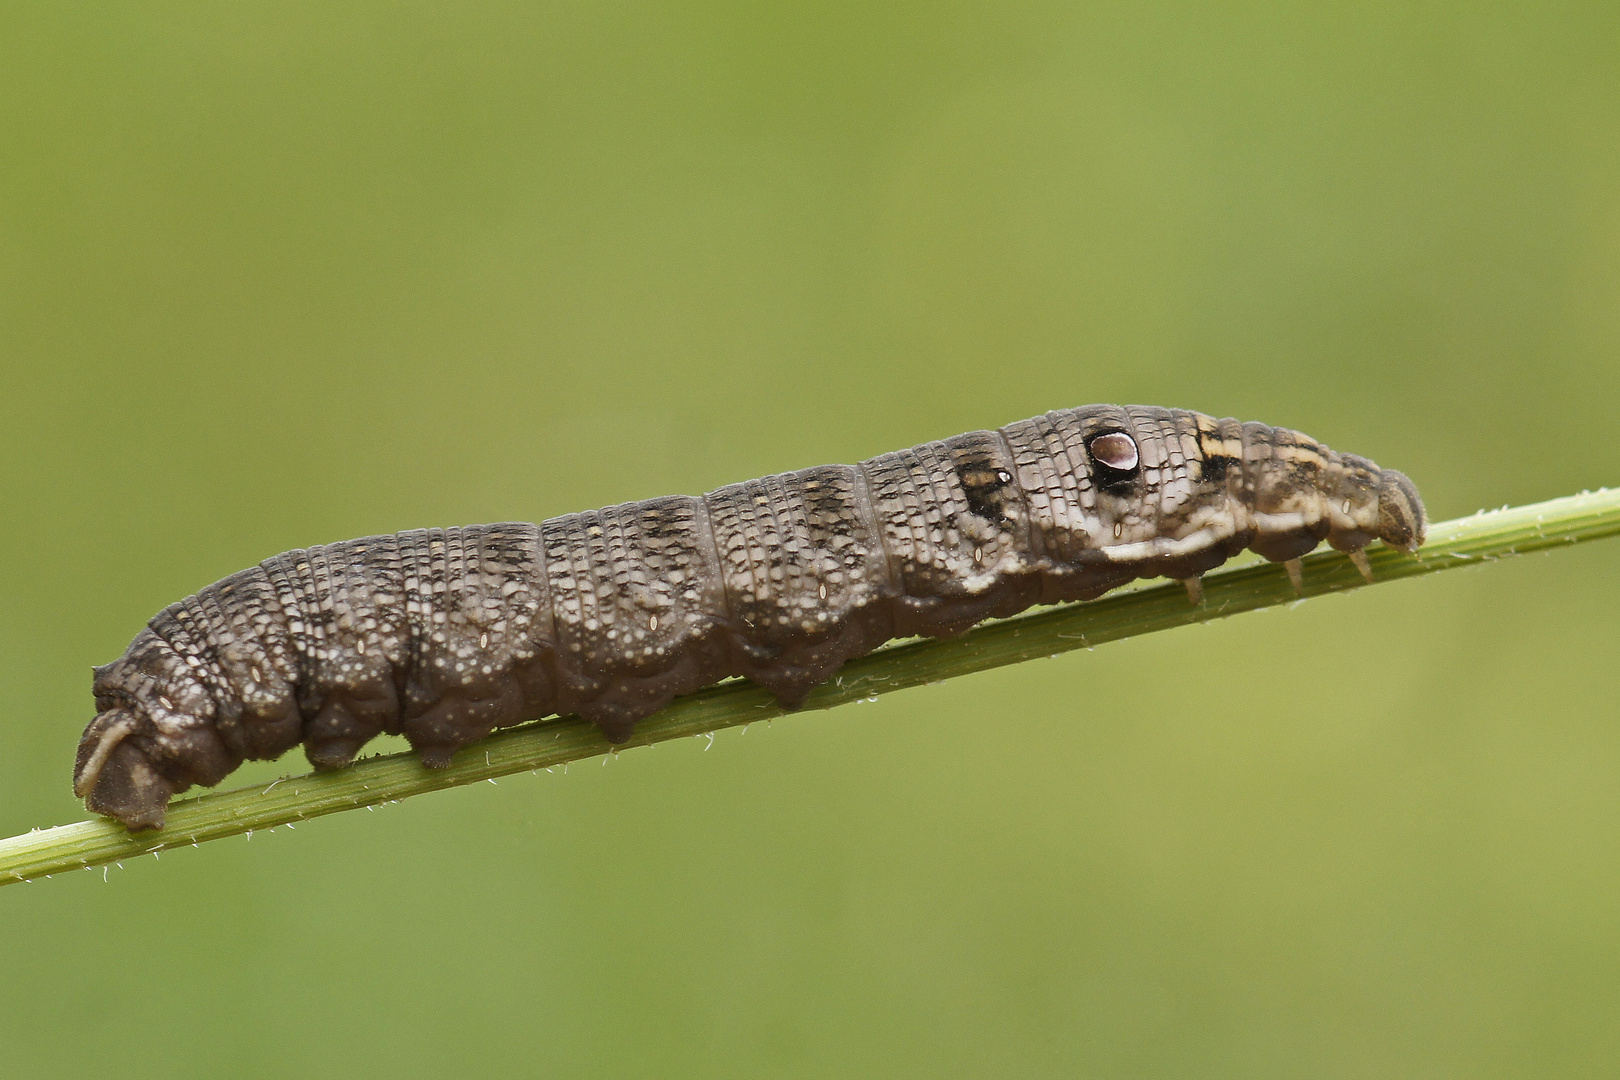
75 405 1426 830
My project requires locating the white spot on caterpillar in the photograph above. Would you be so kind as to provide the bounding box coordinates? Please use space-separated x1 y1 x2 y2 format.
479 632 488 648
649 615 658 631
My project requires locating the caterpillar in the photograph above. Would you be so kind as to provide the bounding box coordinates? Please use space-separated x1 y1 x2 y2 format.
74 405 1426 830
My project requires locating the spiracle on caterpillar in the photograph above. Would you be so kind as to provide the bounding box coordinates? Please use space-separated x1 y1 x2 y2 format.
74 404 1426 831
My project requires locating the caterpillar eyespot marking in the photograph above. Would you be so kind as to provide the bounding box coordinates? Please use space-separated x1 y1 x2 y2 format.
74 404 1426 831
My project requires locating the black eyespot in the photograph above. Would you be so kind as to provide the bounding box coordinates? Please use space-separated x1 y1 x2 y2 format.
1088 432 1138 471
1087 431 1140 492
1201 453 1237 483
953 461 1014 524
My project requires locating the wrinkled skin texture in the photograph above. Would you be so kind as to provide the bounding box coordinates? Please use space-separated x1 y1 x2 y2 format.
76 405 1426 830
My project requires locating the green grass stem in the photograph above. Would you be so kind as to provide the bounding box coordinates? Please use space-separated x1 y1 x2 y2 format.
3 487 1617 886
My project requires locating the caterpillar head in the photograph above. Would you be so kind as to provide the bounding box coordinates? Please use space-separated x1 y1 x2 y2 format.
1376 468 1426 552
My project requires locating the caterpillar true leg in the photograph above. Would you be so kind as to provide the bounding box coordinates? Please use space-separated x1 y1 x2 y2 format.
1182 577 1205 605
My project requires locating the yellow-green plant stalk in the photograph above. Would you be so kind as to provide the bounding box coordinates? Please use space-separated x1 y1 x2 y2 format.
2 488 1616 887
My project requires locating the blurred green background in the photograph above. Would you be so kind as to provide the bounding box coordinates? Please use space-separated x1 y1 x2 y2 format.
3 3 1620 1076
